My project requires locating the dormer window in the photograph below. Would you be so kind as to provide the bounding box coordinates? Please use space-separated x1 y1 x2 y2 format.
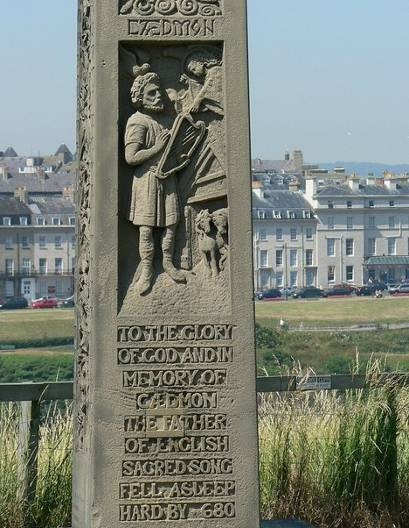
20 217 28 226
347 201 352 208
389 200 395 207
52 217 61 226
258 210 265 219
37 217 45 225
2 217 11 226
369 200 374 208
328 200 334 209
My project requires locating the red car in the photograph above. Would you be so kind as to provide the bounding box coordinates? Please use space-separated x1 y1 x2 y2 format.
31 296 58 309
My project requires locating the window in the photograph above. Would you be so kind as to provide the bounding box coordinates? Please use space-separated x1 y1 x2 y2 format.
368 269 376 281
347 216 353 230
290 249 297 267
368 238 376 256
276 250 283 266
2 217 11 226
347 200 352 208
290 271 298 287
260 229 267 241
276 271 283 288
258 210 265 219
346 265 354 282
260 250 268 267
305 249 313 266
388 268 396 281
327 216 334 229
276 228 283 241
306 228 313 240
69 217 76 226
5 259 14 276
71 236 76 249
328 265 335 282
328 200 334 209
389 216 396 229
346 239 354 256
327 239 335 257
55 236 62 249
22 258 31 275
5 236 13 249
52 217 61 226
21 236 29 248
39 258 47 274
36 217 45 225
290 228 297 240
388 238 396 255
369 200 374 208
369 216 375 228
20 216 28 226
39 236 47 249
55 258 63 274
389 200 395 207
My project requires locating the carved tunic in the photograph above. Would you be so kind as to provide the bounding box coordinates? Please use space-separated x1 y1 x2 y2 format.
125 112 180 227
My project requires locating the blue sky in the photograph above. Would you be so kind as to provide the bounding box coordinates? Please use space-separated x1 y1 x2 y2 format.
1 0 408 163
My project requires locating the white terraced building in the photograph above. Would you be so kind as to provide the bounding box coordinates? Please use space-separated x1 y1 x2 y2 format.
253 174 409 291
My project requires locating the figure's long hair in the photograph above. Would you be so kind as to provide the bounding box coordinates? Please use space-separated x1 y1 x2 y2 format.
130 64 159 108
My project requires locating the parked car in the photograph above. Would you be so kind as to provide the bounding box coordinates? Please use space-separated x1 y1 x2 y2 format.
293 286 327 299
0 297 28 310
31 296 58 309
355 285 377 296
331 283 357 293
259 288 282 300
368 281 388 291
59 295 74 308
280 287 297 297
390 284 409 295
387 282 401 294
325 286 353 297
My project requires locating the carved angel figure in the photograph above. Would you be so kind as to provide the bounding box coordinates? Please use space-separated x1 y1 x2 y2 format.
180 48 223 116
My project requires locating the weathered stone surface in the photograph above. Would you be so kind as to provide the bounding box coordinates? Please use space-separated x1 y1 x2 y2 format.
73 1 259 526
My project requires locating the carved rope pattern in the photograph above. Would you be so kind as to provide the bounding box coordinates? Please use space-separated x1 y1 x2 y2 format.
76 0 93 452
120 0 222 16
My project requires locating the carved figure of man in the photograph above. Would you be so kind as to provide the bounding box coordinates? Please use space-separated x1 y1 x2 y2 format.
125 64 185 294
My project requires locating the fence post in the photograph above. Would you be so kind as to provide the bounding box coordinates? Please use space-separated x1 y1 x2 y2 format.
18 400 41 524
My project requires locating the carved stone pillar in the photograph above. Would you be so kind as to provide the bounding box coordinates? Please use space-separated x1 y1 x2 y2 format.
74 1 259 526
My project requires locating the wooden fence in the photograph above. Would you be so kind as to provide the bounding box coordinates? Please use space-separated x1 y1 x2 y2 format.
1 374 409 511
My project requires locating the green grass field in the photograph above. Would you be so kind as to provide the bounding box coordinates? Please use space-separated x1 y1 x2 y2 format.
256 295 409 328
0 309 74 344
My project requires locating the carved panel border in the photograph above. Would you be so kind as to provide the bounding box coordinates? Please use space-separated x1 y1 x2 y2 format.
75 0 94 452
119 0 223 17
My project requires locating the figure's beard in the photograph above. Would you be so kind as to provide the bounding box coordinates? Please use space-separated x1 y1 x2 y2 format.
144 101 164 113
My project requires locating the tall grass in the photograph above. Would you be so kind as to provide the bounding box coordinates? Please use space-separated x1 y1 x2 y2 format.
259 370 409 527
0 402 72 528
2 372 409 527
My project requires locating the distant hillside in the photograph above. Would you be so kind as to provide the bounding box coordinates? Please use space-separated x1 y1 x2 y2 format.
319 162 409 177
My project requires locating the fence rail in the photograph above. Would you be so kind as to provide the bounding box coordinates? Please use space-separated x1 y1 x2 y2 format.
2 374 409 512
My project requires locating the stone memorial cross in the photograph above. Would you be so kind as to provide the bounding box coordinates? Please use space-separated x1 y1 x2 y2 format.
73 1 259 526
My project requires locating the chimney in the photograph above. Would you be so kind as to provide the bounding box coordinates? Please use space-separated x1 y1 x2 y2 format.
14 186 28 203
384 173 397 191
36 168 47 180
63 185 75 202
285 151 290 161
305 175 317 200
289 178 300 192
348 174 360 191
252 181 264 200
0 164 8 181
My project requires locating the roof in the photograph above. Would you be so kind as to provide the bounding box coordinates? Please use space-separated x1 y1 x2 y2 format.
30 197 75 215
365 256 409 266
253 190 312 210
0 196 32 216
3 147 18 158
317 183 409 197
0 171 74 194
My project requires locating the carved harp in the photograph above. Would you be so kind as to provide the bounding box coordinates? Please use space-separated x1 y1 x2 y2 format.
156 113 206 180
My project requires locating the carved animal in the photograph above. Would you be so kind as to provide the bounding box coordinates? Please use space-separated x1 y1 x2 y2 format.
195 209 219 277
211 208 228 270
